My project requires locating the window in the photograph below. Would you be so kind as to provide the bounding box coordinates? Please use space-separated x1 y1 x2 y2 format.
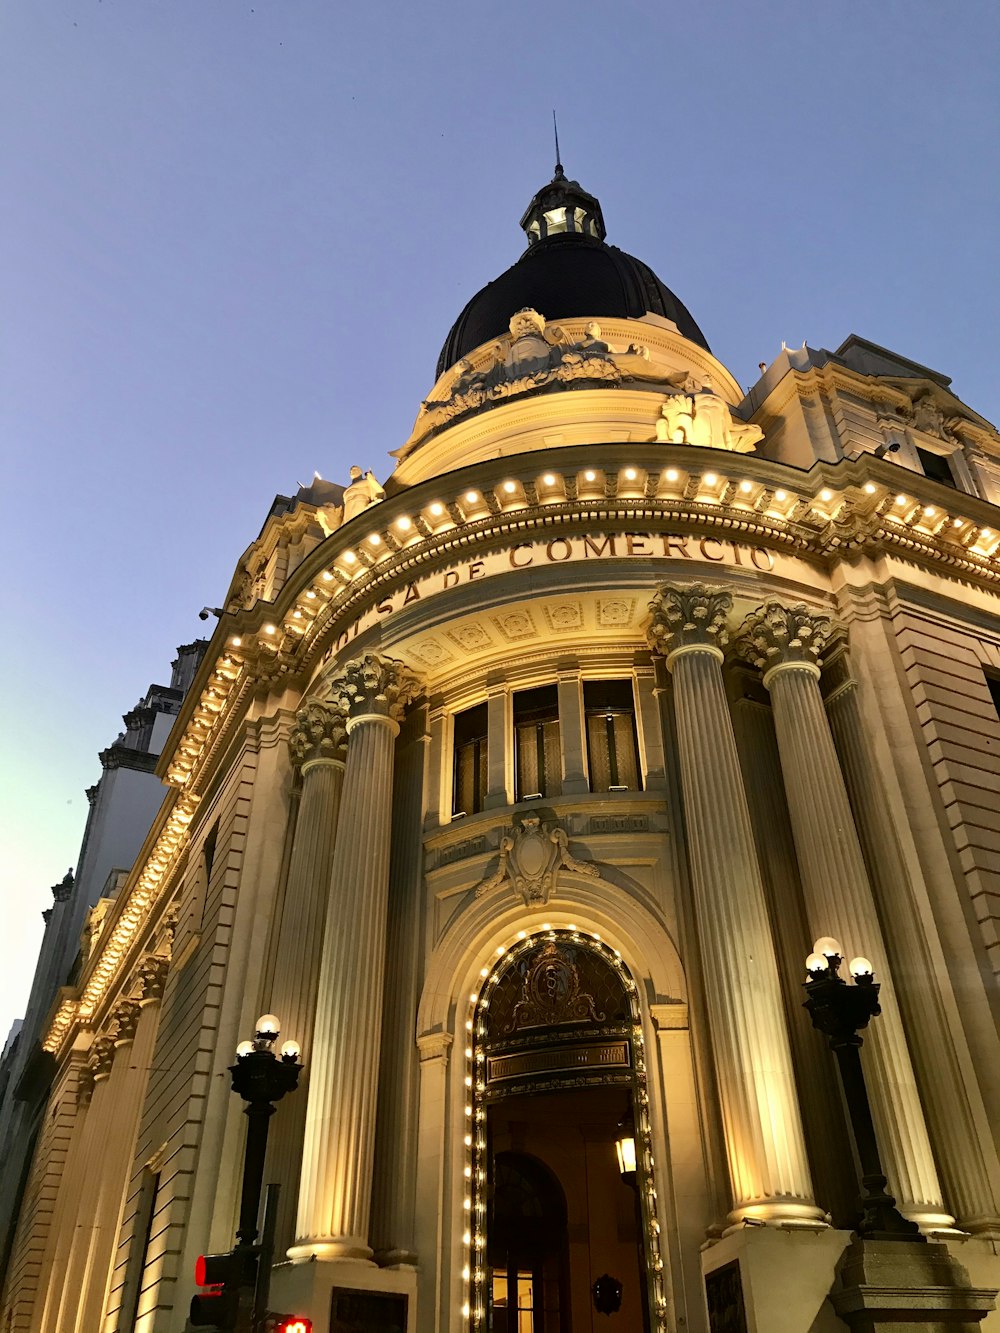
453 703 488 816
118 1168 160 1331
492 1272 535 1332
986 673 1000 720
513 685 561 801
584 680 641 792
916 446 956 488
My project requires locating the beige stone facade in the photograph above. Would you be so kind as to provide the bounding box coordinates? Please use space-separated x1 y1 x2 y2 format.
3 176 1000 1333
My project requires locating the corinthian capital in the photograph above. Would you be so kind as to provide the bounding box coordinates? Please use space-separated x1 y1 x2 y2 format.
329 653 422 723
735 602 836 679
647 583 732 660
291 699 349 767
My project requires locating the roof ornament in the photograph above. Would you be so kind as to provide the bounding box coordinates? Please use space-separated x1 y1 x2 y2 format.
552 109 565 180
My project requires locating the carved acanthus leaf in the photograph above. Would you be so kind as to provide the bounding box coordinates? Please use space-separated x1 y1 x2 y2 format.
734 603 836 674
329 654 421 723
290 698 349 766
647 583 732 658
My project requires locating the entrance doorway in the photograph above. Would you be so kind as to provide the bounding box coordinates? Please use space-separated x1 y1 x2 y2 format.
466 931 659 1333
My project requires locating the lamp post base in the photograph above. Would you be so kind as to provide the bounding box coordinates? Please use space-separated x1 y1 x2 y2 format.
831 1238 997 1332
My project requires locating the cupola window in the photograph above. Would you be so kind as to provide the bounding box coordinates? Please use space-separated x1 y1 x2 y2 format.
584 680 641 793
513 685 562 801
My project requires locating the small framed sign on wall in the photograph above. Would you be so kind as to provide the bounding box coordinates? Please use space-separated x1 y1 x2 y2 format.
329 1286 408 1333
705 1259 748 1333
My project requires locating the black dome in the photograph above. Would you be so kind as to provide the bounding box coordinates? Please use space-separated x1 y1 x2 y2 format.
436 171 710 379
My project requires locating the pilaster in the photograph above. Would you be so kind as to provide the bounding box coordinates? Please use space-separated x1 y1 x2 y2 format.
556 660 589 794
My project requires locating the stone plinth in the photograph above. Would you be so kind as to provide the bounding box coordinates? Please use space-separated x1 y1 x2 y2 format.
831 1239 997 1332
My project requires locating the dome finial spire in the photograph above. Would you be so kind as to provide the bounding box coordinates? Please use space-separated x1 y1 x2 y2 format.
552 109 565 180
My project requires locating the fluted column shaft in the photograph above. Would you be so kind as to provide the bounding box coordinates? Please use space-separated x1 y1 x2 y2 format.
743 604 953 1231
649 585 822 1228
827 674 1000 1234
291 654 419 1262
264 698 347 1255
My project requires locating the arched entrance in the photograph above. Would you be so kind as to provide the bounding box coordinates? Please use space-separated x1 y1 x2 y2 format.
464 929 662 1332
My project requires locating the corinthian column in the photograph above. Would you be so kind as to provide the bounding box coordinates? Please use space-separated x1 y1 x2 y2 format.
263 698 348 1255
291 654 421 1263
735 603 954 1232
648 584 823 1229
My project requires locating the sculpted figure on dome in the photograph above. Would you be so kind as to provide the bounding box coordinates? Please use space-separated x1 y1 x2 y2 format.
655 380 764 453
341 464 386 524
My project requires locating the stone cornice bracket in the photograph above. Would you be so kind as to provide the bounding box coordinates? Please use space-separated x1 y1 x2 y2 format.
646 583 733 666
290 698 349 769
329 653 422 728
734 602 838 685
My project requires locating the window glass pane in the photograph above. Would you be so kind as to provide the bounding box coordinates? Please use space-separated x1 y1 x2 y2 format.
584 679 641 792
514 687 560 800
453 703 488 814
916 446 956 487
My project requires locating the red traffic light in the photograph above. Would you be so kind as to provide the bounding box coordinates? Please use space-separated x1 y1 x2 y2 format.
191 1250 256 1329
273 1319 312 1333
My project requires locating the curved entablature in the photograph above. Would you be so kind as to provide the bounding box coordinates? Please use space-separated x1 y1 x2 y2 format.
398 312 747 483
42 442 1000 1058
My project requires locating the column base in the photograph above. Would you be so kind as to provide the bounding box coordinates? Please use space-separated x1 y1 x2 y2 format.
287 1238 375 1264
374 1247 418 1269
704 1225 854 1333
831 1237 998 1331
270 1258 418 1333
723 1199 831 1234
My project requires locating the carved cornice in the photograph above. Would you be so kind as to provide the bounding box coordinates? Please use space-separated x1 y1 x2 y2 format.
734 602 837 680
290 698 348 767
647 583 732 660
324 653 422 723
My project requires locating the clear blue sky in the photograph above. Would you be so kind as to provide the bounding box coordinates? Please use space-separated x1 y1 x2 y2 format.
2 0 998 1037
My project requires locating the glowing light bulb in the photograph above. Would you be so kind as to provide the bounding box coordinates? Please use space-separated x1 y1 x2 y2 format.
583 469 596 482
344 551 356 564
236 1040 254 1059
805 952 829 975
820 488 833 502
739 480 753 493
665 468 679 481
280 1040 301 1060
895 494 907 506
322 570 334 580
430 502 444 516
953 517 963 527
306 590 316 599
849 956 874 978
624 467 638 481
230 635 242 647
704 473 718 486
864 482 877 494
923 505 935 517
813 936 843 959
255 1013 280 1036
368 534 380 546
503 481 516 493
465 491 478 504
264 624 276 635
543 473 556 486
396 516 411 530
774 489 787 501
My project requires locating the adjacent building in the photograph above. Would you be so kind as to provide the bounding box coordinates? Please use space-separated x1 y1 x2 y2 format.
2 169 999 1333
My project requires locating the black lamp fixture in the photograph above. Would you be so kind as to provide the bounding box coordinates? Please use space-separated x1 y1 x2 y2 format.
803 938 922 1243
230 1014 303 1248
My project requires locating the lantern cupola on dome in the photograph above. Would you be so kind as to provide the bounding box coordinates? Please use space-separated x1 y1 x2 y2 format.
436 166 710 378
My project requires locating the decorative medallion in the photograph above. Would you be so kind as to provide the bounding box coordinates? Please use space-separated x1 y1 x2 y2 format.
507 941 605 1032
474 814 599 906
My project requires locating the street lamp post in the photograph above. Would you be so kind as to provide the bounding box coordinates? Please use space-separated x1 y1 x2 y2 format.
803 938 922 1243
231 1014 303 1248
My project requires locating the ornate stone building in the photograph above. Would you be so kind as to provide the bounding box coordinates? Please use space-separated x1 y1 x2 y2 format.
3 168 1000 1332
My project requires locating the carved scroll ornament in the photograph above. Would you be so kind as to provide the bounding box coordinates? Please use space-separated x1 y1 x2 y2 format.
475 814 599 906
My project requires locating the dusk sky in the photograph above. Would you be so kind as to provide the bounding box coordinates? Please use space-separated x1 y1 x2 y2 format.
2 0 998 1038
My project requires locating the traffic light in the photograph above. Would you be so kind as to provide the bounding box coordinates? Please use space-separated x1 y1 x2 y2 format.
271 1319 312 1333
189 1248 257 1329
